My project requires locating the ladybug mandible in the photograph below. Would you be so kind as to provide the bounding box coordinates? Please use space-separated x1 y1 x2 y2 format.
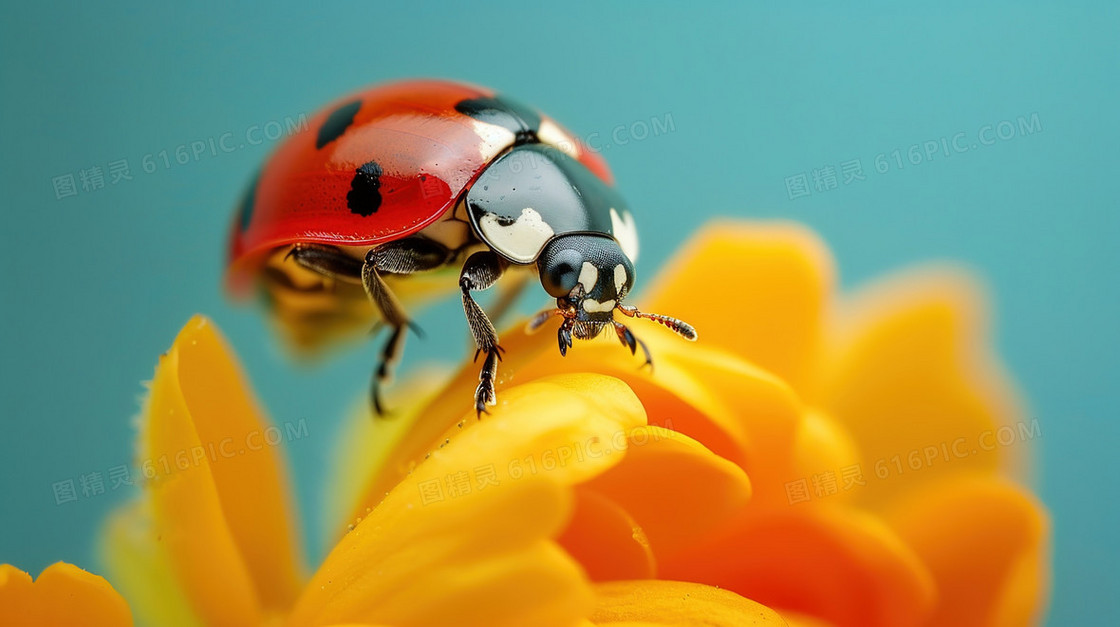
227 79 696 416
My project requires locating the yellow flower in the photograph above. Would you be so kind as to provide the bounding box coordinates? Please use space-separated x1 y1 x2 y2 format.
1 219 1048 627
338 220 1049 626
2 314 782 626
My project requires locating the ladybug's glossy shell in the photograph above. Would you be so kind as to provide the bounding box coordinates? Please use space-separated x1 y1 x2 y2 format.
227 79 612 296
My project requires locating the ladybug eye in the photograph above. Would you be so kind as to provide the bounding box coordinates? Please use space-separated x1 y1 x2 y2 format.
539 247 584 298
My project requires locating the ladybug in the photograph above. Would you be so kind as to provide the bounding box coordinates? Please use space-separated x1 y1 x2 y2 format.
227 79 696 416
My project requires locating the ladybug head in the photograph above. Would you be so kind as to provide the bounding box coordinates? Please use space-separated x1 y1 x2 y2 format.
532 233 696 357
536 234 634 339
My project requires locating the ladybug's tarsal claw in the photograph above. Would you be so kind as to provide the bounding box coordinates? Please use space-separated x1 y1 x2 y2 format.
473 348 500 418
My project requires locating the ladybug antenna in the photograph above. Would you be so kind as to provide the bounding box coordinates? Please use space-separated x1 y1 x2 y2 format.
527 308 565 333
616 304 697 341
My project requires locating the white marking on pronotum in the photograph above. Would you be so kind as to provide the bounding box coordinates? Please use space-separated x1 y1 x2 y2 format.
613 264 627 294
471 120 517 163
537 119 580 159
478 208 555 263
583 298 616 313
610 207 639 263
578 262 599 293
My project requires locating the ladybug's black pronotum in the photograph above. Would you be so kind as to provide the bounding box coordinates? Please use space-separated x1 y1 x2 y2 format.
227 79 696 415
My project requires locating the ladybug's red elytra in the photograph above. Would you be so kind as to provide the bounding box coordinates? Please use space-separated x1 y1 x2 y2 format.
227 79 696 416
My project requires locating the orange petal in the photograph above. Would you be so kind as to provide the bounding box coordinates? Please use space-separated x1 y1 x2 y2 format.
786 409 861 504
290 374 648 627
780 612 837 627
881 477 1050 627
642 220 834 392
0 562 132 626
558 487 657 581
142 315 304 625
516 331 803 508
580 426 752 560
660 507 935 627
520 335 755 468
818 269 1028 505
590 580 787 626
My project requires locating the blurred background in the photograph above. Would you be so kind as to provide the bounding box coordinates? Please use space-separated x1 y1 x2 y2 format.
1 2 1115 624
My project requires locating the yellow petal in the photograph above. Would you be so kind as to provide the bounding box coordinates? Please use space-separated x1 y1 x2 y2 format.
143 315 304 625
660 507 935 627
344 326 558 525
98 501 202 627
291 478 589 627
558 488 657 581
590 580 787 626
881 477 1050 627
0 562 132 626
325 365 452 537
290 374 648 627
642 220 834 392
581 426 752 560
818 269 1028 505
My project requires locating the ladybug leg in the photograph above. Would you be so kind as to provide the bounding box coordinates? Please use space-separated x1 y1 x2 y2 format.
526 308 564 333
612 320 654 370
459 251 508 417
361 239 453 414
486 268 531 328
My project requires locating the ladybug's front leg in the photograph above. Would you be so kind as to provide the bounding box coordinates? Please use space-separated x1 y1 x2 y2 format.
459 251 508 417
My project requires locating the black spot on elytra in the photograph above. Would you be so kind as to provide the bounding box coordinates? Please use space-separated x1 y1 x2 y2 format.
237 171 259 231
347 161 383 217
316 99 362 149
455 95 541 144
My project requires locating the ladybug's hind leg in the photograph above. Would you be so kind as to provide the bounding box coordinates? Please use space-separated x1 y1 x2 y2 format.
288 240 452 415
459 250 509 417
361 239 453 414
285 243 365 283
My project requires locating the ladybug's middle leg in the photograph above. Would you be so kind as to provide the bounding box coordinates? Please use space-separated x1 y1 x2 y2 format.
459 250 509 417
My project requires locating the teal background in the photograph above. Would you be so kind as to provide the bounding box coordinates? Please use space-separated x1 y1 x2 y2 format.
1 2 1116 624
